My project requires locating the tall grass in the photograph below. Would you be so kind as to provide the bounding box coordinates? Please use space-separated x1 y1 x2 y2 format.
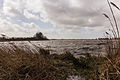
99 0 120 79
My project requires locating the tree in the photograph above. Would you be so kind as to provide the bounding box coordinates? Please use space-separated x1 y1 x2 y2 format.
33 32 48 40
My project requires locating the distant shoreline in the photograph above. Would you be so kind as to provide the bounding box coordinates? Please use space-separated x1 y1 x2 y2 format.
0 38 117 41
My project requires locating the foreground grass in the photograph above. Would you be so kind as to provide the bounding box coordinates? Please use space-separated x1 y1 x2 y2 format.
0 43 107 80
0 47 78 80
0 41 119 80
0 42 106 80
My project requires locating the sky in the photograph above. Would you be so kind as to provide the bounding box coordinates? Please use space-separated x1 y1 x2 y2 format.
0 0 120 39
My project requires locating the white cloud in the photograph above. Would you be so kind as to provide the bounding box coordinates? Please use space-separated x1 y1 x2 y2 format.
0 18 47 37
3 0 25 17
24 9 39 20
0 18 25 37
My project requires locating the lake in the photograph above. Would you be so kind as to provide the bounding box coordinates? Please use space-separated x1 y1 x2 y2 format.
0 39 106 57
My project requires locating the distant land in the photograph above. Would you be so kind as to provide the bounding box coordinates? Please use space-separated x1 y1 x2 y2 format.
0 32 48 41
51 38 110 40
0 31 115 41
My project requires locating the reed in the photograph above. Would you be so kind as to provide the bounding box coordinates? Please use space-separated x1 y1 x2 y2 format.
99 0 120 79
107 0 120 38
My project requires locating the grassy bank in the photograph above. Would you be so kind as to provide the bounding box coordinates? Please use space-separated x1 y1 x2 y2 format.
0 46 77 80
0 43 108 80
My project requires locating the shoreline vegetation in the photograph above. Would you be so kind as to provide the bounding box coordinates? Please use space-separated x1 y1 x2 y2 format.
0 41 106 80
0 32 48 41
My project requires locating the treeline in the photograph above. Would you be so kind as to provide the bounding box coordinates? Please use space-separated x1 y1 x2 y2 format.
0 32 48 41
98 38 120 40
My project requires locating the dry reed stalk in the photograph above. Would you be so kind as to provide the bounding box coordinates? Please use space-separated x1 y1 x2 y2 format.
104 56 120 75
103 13 117 37
100 0 120 79
107 0 120 38
110 2 120 11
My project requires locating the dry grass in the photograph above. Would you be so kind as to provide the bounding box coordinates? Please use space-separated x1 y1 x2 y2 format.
0 41 107 80
99 56 120 80
0 43 78 80
98 0 120 79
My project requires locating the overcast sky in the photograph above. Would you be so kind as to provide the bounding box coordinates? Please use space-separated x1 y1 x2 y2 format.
0 0 120 39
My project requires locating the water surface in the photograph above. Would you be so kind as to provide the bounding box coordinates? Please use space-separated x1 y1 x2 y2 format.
0 40 106 57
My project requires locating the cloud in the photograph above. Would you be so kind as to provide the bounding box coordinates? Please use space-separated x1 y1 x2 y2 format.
24 9 39 20
0 16 57 38
3 0 25 17
3 0 117 28
0 18 25 37
23 0 112 29
1 0 120 39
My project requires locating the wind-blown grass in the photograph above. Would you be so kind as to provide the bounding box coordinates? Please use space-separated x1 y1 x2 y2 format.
98 0 120 79
0 42 106 80
0 45 79 80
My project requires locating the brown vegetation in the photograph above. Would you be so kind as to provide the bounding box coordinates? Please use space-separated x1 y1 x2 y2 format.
0 45 78 80
98 0 120 79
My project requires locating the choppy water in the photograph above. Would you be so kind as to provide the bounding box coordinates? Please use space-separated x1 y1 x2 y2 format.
31 40 106 57
0 40 106 57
